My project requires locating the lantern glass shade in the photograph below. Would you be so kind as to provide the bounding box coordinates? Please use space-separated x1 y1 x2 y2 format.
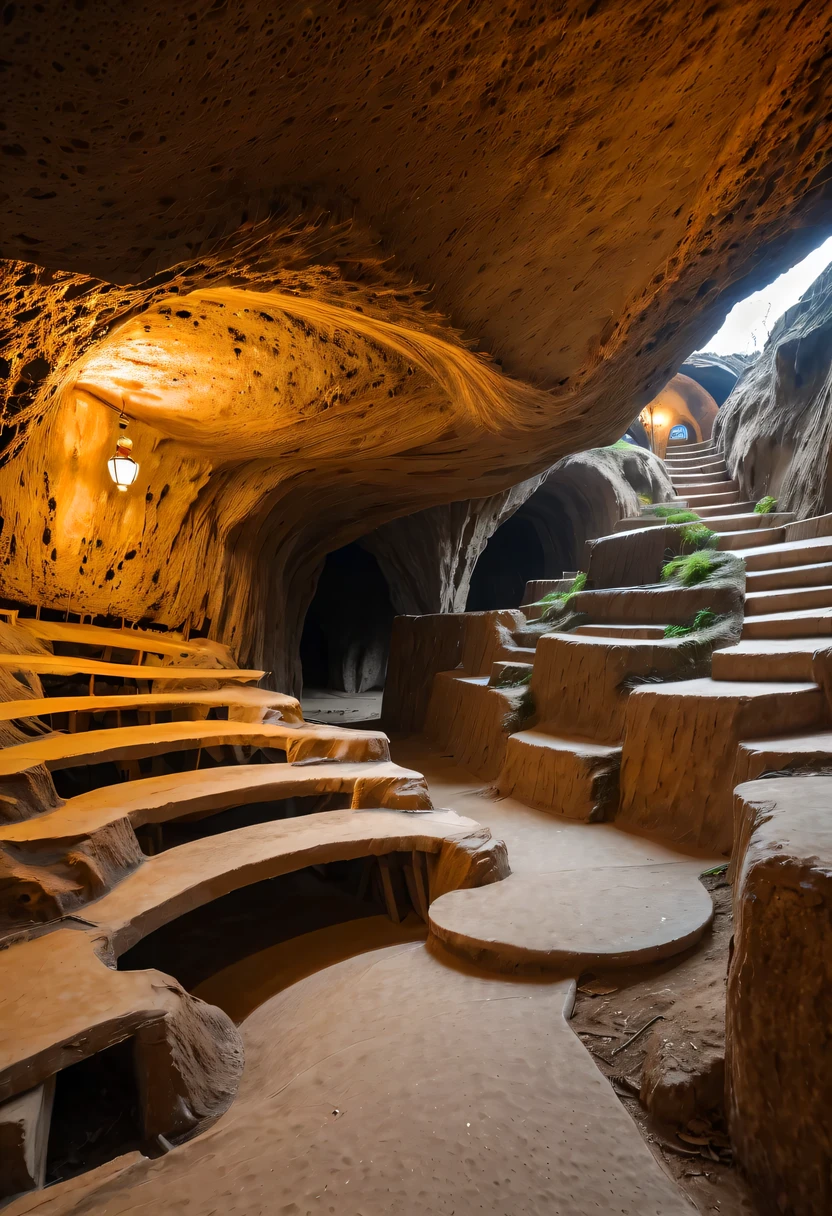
108 454 139 491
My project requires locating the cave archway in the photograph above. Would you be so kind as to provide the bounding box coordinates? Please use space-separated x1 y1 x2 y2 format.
300 543 395 701
638 374 718 456
466 513 546 611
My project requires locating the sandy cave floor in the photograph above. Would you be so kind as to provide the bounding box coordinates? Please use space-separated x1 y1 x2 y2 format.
300 687 383 724
13 738 761 1216
394 739 759 1216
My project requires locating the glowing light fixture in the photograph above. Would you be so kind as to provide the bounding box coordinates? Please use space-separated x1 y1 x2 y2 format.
108 416 139 491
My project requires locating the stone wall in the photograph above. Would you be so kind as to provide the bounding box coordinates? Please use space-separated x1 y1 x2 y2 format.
716 265 832 518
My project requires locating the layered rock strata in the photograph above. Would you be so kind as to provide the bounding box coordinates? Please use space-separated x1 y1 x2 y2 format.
3 1 832 686
728 776 832 1216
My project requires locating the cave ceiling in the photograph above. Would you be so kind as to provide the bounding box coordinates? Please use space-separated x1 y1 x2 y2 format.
4 1 832 389
1 0 832 683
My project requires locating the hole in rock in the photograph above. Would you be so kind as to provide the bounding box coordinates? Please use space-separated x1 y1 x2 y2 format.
466 512 547 610
46 1038 142 1187
117 861 386 1004
666 234 832 451
699 232 832 359
300 541 393 722
132 791 352 856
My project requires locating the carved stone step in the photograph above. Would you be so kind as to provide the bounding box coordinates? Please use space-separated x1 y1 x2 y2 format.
711 638 826 682
745 559 832 591
741 607 832 639
718 525 785 550
734 535 832 572
745 583 832 614
734 730 832 784
672 478 739 495
570 623 667 639
684 489 743 507
497 729 621 821
617 677 824 853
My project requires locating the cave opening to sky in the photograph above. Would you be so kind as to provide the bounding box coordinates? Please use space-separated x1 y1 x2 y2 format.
699 233 832 357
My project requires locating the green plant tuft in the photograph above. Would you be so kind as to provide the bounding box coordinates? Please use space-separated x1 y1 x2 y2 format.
493 669 532 689
680 523 718 551
637 493 653 506
538 572 588 622
661 550 721 586
663 608 718 638
608 439 636 452
561 571 587 605
754 495 777 514
648 505 701 522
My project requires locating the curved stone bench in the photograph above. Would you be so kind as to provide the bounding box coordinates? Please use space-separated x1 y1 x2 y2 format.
0 653 264 690
0 717 390 792
17 619 233 665
0 807 508 1175
83 807 508 954
0 928 244 1149
0 761 434 925
0 686 304 726
0 760 430 844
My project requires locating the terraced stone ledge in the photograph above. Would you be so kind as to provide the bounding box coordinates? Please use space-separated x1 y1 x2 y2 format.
728 776 832 1215
0 761 432 929
0 807 509 1198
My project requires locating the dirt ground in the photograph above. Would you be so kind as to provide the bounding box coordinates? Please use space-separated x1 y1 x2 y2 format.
300 687 382 724
570 871 759 1215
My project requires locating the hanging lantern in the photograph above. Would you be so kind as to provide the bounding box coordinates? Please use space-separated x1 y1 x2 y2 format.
107 418 139 491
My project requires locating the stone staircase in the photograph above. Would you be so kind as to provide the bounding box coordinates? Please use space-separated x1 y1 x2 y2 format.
416 438 832 1213
426 453 748 825
426 437 832 852
618 441 832 852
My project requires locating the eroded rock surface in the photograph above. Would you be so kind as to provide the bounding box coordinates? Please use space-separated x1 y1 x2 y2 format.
717 264 832 517
2 3 832 687
727 776 832 1216
680 352 755 407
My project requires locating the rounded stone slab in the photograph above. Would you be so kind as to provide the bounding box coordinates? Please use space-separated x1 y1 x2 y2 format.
429 864 713 972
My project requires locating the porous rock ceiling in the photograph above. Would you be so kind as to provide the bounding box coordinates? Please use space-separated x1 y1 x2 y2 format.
2 0 832 687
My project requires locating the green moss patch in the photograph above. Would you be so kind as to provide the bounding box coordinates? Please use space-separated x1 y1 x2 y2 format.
679 523 718 551
754 495 777 514
661 550 722 586
664 609 719 638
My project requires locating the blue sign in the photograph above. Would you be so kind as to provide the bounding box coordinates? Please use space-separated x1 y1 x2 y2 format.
669 424 688 440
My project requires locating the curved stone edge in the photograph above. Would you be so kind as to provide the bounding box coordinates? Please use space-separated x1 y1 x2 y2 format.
427 869 712 975
0 720 391 794
0 762 433 930
727 775 832 1215
0 808 509 1122
85 807 509 957
0 928 244 1151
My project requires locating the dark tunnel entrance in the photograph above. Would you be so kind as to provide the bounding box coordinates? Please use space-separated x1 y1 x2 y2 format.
300 542 395 717
466 513 547 611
